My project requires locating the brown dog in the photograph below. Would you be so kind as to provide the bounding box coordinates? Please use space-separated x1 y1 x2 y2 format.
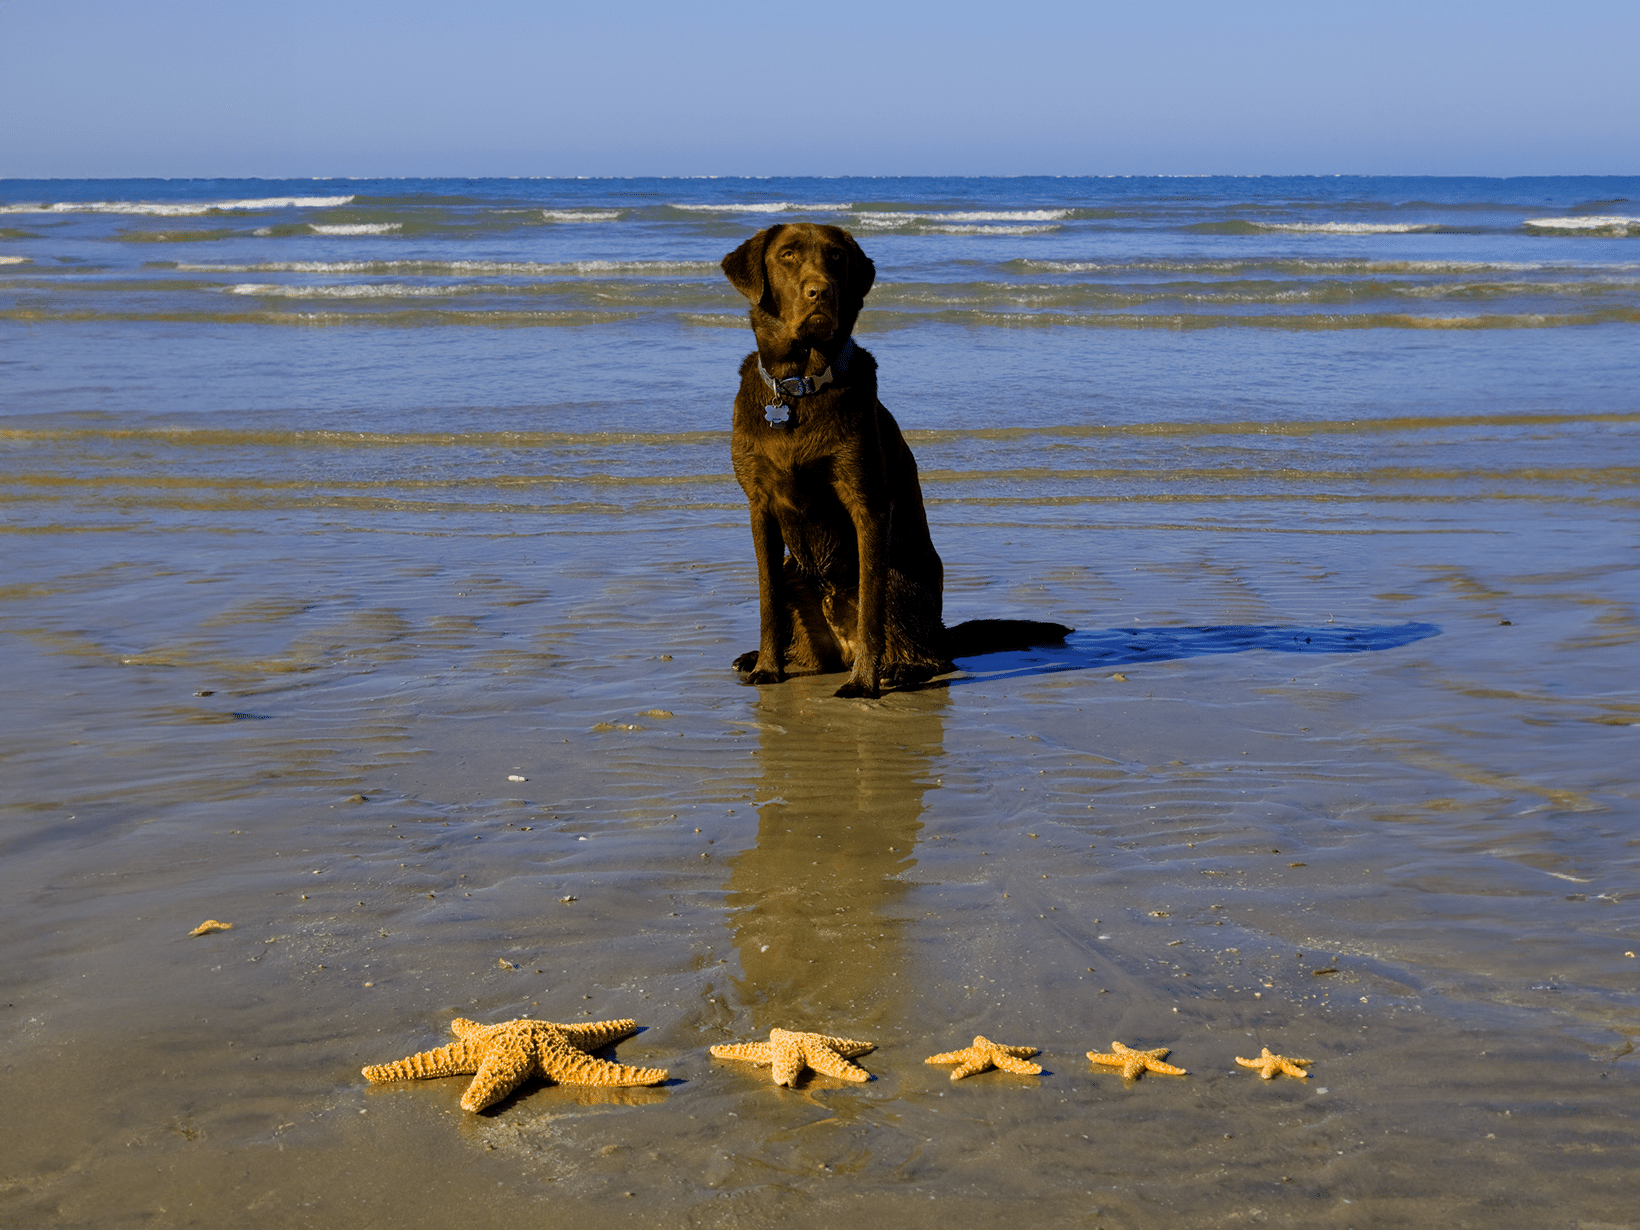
723 222 1070 698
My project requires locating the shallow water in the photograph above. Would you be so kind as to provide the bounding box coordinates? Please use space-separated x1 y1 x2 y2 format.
3 177 1639 1227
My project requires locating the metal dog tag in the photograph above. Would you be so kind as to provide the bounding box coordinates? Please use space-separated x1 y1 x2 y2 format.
764 403 790 426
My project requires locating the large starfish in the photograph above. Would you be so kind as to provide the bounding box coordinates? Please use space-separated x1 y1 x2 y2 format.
1087 1040 1187 1080
710 1027 876 1086
362 1017 668 1112
925 1035 1042 1081
1236 1047 1312 1080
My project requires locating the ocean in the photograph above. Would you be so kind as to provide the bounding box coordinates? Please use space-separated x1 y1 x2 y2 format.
3 176 1638 1227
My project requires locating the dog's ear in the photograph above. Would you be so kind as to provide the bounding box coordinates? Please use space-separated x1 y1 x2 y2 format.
722 226 778 304
839 229 875 304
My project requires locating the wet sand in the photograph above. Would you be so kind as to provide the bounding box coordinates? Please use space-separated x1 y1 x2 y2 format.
3 505 1637 1228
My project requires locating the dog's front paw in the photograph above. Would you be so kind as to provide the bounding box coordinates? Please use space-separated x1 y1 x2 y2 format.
745 668 786 686
732 649 761 672
832 678 880 700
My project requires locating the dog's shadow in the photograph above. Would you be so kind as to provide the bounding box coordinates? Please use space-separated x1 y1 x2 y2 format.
923 620 1441 688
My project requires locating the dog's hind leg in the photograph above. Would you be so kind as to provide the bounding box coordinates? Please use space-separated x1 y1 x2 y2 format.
876 569 954 687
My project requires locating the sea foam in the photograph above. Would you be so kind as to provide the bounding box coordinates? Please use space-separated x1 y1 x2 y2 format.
1523 216 1640 234
0 196 355 216
173 258 719 277
1251 222 1445 234
859 210 1071 223
226 283 465 298
308 223 402 236
670 202 852 214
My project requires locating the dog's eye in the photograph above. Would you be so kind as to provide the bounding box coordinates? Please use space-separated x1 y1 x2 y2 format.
778 250 797 261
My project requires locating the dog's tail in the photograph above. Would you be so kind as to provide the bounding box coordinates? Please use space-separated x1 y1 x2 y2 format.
943 618 1073 660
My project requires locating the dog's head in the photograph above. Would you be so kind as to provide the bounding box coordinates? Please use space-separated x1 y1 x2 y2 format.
722 223 875 352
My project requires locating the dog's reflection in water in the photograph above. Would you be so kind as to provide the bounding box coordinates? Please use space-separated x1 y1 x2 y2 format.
722 681 946 1032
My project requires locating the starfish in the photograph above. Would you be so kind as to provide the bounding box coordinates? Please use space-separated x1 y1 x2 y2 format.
710 1027 875 1086
1087 1040 1187 1080
925 1035 1042 1081
1236 1047 1312 1080
362 1017 667 1112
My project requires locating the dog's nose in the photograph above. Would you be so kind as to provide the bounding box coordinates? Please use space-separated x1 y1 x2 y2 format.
805 279 833 302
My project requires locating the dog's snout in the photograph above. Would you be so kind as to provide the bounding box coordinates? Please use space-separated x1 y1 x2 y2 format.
805 278 833 302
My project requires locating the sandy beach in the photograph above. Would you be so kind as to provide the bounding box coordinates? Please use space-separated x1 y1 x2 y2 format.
4 504 1637 1227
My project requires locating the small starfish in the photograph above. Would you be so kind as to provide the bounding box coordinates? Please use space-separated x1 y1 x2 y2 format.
1087 1040 1187 1080
710 1027 875 1086
1236 1047 1312 1080
362 1017 667 1112
925 1035 1042 1081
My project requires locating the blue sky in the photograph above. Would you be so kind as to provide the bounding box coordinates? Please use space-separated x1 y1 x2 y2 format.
2 0 1636 179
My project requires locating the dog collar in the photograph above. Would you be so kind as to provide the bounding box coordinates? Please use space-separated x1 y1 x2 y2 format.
757 340 855 426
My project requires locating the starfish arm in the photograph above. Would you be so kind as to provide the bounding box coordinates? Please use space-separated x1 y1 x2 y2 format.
925 1050 967 1065
552 1018 640 1051
995 1044 1040 1060
1277 1058 1313 1077
801 1041 871 1082
811 1034 876 1059
537 1040 668 1087
947 1055 989 1080
1236 1053 1275 1077
992 1054 1044 1075
1144 1057 1188 1075
710 1041 774 1065
363 1039 482 1083
450 1018 487 1040
768 1033 807 1086
459 1042 539 1112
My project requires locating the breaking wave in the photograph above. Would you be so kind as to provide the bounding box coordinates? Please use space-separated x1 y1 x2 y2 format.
1524 216 1640 235
0 196 355 216
669 202 852 214
307 223 403 236
166 258 721 277
1249 221 1446 235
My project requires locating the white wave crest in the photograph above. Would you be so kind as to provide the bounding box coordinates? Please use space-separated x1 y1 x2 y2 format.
1014 257 1586 275
1254 222 1444 234
1524 216 1640 233
0 195 355 216
227 282 468 298
308 223 402 236
856 209 1071 224
0 255 32 265
850 212 1061 236
670 202 853 214
929 224 1059 236
176 258 721 277
540 210 622 222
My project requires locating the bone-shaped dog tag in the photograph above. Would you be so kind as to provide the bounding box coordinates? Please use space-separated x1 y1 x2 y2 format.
764 403 790 426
